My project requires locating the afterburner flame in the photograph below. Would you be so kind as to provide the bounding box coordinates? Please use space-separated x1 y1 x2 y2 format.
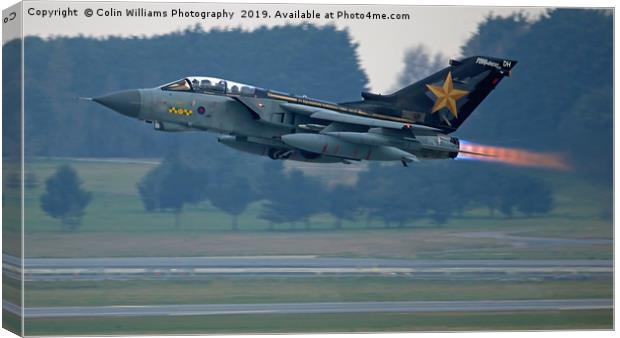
457 141 570 170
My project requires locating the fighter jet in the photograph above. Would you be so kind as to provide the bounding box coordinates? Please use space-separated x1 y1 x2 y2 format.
90 56 516 166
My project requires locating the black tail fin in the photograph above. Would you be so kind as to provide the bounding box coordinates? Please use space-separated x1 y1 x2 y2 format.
361 56 517 132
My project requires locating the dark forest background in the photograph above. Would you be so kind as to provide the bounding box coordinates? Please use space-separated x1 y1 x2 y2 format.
19 24 367 158
3 8 613 229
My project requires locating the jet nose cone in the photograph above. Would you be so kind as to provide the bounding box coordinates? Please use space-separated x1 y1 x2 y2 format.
93 89 141 118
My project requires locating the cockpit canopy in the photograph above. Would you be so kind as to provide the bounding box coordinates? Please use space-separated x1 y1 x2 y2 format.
161 77 257 96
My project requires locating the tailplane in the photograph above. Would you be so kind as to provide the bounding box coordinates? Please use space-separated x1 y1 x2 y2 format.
356 56 517 132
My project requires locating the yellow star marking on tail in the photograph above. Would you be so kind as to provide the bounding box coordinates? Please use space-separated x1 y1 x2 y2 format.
425 71 469 118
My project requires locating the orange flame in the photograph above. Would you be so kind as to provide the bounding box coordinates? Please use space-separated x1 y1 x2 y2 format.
458 142 571 170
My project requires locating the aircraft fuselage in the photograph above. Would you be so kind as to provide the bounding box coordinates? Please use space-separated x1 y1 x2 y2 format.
92 55 516 164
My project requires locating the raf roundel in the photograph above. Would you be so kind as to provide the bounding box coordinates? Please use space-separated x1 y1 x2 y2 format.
197 106 206 114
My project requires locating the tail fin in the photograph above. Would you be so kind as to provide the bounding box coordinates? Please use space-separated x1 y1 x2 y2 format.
362 56 516 132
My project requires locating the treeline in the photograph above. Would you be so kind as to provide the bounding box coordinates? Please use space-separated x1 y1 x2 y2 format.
136 154 554 230
448 9 611 182
19 24 367 158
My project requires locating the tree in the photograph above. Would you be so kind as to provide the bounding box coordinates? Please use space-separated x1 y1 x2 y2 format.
137 153 206 227
396 45 446 88
515 177 554 216
356 164 430 228
209 176 260 231
40 165 92 231
464 166 554 218
259 169 326 230
326 186 358 229
458 9 612 183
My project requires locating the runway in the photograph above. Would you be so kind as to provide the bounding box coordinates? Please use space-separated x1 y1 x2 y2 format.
3 299 612 318
3 255 611 281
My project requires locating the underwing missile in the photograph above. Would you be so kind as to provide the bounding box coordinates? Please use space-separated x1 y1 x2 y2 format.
281 133 417 162
90 55 515 165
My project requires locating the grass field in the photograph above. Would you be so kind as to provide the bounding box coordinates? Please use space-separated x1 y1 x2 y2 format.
22 228 612 259
4 277 22 306
24 277 613 307
10 158 613 335
23 310 613 335
3 310 22 336
18 158 612 259
3 163 22 257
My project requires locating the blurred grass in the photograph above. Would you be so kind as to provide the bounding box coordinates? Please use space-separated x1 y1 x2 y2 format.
3 310 22 336
4 277 22 306
3 161 23 256
24 310 613 335
24 277 612 307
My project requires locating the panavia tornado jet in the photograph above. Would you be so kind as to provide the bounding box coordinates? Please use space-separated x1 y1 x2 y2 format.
90 56 516 166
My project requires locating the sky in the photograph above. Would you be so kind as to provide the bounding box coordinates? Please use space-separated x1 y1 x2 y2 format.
17 1 547 92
